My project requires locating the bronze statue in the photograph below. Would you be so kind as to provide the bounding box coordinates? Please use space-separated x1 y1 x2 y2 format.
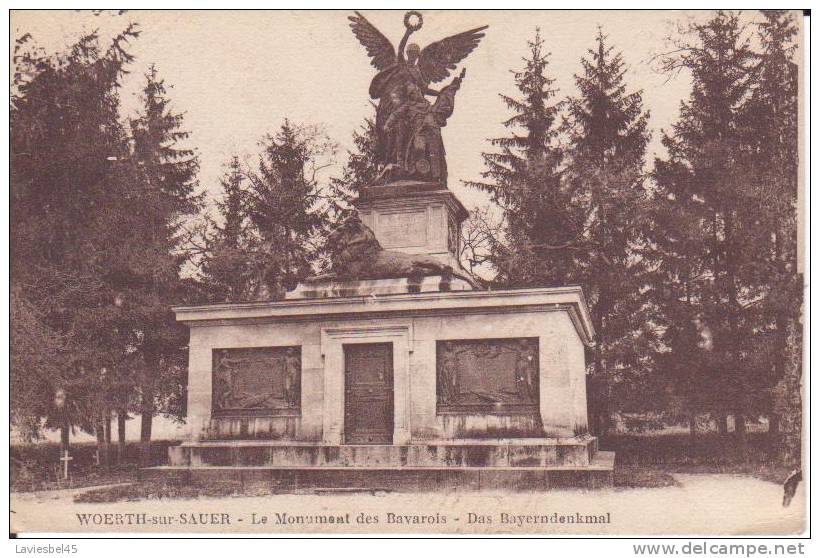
349 11 487 184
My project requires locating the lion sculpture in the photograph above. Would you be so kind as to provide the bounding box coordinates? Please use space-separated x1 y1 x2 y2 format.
307 213 478 288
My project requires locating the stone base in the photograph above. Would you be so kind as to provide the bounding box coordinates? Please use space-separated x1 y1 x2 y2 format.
358 180 447 201
286 275 474 299
355 185 468 271
172 436 598 468
144 452 614 492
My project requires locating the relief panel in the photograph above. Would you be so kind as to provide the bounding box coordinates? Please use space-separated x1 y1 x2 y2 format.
436 338 539 414
212 346 301 417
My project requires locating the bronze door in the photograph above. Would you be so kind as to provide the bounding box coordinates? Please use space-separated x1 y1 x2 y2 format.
344 343 394 444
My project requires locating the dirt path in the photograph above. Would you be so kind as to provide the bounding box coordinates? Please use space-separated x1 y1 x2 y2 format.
10 473 805 535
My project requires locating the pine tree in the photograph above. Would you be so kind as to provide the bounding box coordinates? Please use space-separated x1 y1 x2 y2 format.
10 286 65 442
122 65 202 465
220 157 247 251
328 108 380 221
562 29 654 434
11 26 138 274
650 11 763 452
200 156 254 301
466 29 573 285
243 120 331 299
11 25 140 448
742 10 801 466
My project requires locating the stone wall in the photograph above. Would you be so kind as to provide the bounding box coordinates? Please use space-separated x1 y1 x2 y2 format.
185 308 589 442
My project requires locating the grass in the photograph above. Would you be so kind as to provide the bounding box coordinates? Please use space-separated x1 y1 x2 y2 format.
75 479 255 503
75 473 678 503
614 465 679 488
601 431 792 486
11 440 180 492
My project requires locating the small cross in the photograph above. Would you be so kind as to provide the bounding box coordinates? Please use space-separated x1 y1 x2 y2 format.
93 449 100 466
60 450 73 480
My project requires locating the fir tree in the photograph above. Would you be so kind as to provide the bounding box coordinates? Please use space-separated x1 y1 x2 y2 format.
10 286 66 442
11 26 138 274
328 107 380 221
243 120 332 299
220 157 247 250
562 29 653 434
742 10 801 465
200 156 255 302
649 11 763 452
120 65 202 465
10 25 140 448
466 29 573 285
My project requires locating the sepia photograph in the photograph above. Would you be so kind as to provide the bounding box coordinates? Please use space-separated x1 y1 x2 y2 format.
8 7 807 539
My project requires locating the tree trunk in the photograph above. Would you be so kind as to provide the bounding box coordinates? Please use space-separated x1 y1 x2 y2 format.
767 412 781 460
105 413 112 444
781 315 803 469
117 412 127 465
60 420 70 453
104 411 112 469
590 277 610 438
768 412 780 438
717 412 728 435
139 388 154 468
689 413 698 442
95 418 107 469
768 413 780 433
735 413 748 461
588 375 609 437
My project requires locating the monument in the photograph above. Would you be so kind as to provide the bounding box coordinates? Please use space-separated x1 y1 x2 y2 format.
162 11 614 490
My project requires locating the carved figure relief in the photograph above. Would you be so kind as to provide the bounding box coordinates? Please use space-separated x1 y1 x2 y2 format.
436 338 539 412
212 347 301 416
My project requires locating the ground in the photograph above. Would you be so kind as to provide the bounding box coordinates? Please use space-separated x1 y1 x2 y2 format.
10 473 805 535
11 440 179 492
11 432 793 492
10 432 805 535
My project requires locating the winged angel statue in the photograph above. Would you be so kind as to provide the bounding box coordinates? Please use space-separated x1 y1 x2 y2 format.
349 11 488 184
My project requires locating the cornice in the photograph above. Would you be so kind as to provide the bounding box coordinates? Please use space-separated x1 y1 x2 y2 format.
175 286 596 345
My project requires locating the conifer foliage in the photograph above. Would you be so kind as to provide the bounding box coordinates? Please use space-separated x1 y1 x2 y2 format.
466 29 571 286
10 25 202 463
328 108 381 220
200 121 334 302
746 11 801 467
642 10 802 461
469 28 655 433
124 65 202 464
562 29 653 432
199 156 254 302
242 121 333 299
11 24 142 448
649 11 770 452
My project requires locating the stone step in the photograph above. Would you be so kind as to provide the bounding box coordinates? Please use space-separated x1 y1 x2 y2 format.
170 438 598 469
142 455 615 491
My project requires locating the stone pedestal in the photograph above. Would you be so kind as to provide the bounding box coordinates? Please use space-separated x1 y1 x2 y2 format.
164 181 614 490
356 181 468 271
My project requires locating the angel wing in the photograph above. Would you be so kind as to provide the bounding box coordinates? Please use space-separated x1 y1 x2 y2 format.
418 26 489 84
348 11 396 71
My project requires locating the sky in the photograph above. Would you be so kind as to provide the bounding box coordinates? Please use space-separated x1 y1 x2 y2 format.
11 10 768 212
